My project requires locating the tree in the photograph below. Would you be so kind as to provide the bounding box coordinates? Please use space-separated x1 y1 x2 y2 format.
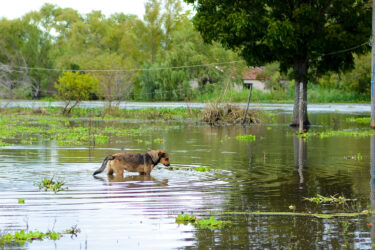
54 71 99 114
143 0 164 64
184 0 371 126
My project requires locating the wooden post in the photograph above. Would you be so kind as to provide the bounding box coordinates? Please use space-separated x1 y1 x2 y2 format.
242 84 253 125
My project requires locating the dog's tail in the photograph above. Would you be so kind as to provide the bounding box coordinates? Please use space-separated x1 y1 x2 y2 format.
93 155 114 176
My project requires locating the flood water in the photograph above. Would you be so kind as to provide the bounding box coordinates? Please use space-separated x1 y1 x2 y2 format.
0 109 375 249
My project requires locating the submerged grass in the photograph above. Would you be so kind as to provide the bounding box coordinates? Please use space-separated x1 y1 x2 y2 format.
297 129 375 139
210 210 375 219
304 194 356 205
346 117 370 124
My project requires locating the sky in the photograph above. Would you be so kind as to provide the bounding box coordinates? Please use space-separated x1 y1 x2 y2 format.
0 0 150 20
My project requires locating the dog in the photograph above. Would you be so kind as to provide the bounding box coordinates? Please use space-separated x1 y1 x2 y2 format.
93 150 170 176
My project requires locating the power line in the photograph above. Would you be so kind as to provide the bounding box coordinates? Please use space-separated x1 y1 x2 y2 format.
321 40 370 56
6 60 245 73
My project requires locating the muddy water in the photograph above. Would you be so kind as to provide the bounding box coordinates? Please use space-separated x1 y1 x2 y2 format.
0 112 374 249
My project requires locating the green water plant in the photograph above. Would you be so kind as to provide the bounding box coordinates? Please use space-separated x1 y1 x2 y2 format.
210 210 374 219
346 117 370 124
176 213 196 224
297 129 375 139
195 216 233 230
176 213 232 230
0 230 61 243
236 134 256 142
304 194 355 205
0 139 8 147
165 165 222 173
63 225 81 237
153 138 164 143
36 177 66 193
193 166 211 172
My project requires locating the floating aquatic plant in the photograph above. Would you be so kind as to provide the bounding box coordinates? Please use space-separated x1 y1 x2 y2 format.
176 213 232 230
36 177 66 193
304 194 355 205
236 134 256 142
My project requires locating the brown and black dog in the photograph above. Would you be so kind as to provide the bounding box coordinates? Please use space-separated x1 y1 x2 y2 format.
93 150 170 176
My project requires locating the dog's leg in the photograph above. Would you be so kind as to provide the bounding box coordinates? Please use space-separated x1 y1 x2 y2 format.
107 161 114 176
115 169 124 177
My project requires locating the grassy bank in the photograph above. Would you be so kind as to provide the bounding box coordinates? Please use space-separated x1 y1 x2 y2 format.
194 84 370 103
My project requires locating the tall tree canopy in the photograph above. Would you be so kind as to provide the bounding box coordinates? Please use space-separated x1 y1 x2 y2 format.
184 0 371 126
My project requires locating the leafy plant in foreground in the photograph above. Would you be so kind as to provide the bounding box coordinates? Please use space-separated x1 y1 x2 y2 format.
36 177 66 193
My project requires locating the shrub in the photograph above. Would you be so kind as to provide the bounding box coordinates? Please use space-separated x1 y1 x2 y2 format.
54 72 99 114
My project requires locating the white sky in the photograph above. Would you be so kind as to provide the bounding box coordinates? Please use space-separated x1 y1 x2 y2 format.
0 0 149 19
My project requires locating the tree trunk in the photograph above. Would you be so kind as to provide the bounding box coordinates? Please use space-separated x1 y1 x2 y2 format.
290 58 310 127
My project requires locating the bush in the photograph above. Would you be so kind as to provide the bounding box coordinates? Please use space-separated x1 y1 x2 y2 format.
54 72 99 114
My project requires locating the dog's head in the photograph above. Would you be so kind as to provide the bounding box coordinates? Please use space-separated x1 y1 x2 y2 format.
148 150 170 166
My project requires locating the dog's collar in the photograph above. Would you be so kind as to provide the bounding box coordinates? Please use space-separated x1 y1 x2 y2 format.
146 153 160 165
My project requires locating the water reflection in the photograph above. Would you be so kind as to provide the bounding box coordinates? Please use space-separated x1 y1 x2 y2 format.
94 174 169 186
370 135 375 247
292 128 307 189
0 113 374 249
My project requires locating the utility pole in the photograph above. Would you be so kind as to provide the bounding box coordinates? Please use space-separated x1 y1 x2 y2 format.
371 0 375 128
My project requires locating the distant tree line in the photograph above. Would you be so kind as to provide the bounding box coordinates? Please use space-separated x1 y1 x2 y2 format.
0 0 245 103
0 0 371 109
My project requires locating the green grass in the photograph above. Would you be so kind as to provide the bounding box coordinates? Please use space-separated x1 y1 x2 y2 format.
193 83 369 103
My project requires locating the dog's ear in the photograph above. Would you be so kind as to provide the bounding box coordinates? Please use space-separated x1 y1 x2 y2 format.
158 150 166 158
148 150 160 163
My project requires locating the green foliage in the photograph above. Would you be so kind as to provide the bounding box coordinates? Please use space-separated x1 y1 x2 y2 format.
185 0 371 124
185 0 370 75
18 198 25 204
236 134 256 142
36 177 66 193
55 71 99 114
317 53 371 94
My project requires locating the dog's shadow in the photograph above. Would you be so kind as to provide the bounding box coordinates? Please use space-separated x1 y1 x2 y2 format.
93 174 168 187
